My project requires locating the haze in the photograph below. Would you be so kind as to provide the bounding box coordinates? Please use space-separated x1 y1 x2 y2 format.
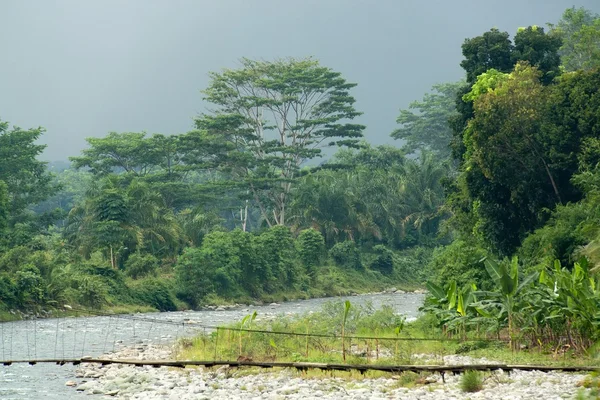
1 0 599 161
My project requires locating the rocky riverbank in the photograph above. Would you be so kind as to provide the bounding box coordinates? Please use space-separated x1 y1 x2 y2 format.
69 343 592 399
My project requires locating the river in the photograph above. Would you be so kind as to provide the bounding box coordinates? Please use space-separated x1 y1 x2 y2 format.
0 292 425 399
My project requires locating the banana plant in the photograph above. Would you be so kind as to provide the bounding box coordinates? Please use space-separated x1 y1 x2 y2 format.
477 257 537 348
238 311 257 355
342 300 351 361
541 259 600 346
425 280 482 336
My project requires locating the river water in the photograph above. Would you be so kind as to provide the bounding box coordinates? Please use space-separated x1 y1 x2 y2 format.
0 292 424 399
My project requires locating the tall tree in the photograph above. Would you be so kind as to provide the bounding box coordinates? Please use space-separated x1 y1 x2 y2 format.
70 132 172 176
550 7 600 72
453 64 600 254
460 28 514 84
0 121 56 221
512 26 562 84
392 81 463 159
193 57 365 227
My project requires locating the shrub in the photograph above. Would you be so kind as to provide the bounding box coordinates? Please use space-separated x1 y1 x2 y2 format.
72 275 107 309
429 240 491 289
330 241 362 270
297 229 325 277
369 245 394 275
460 370 483 392
124 253 159 279
255 226 299 290
0 274 17 309
73 254 133 303
130 278 177 311
174 247 217 308
15 264 45 307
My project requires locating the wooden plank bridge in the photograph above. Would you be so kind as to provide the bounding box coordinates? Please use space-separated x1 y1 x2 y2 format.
2 358 599 375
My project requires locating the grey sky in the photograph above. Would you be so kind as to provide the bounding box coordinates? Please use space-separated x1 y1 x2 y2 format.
1 0 599 161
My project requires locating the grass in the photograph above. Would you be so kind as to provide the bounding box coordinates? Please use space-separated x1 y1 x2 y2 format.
175 300 600 380
460 370 484 392
176 300 449 367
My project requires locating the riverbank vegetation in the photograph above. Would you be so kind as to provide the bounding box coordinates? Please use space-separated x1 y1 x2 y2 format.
176 299 600 370
2 7 600 359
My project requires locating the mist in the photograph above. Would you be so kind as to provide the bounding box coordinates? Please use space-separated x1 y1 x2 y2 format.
1 0 598 161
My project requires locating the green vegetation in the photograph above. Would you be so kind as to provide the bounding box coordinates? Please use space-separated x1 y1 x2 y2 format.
0 58 442 318
177 300 420 364
460 370 484 393
3 9 600 374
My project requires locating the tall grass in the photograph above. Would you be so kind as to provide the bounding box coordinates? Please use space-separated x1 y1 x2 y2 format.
176 300 449 365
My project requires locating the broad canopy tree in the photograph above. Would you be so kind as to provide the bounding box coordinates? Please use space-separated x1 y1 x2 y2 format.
392 81 463 159
192 58 365 227
0 121 57 224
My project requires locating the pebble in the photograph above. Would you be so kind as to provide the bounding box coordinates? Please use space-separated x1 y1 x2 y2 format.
70 344 594 399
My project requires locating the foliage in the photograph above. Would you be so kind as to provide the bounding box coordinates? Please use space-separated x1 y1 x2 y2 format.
291 146 449 249
194 57 365 227
124 253 159 279
550 7 600 72
392 81 463 158
512 25 562 84
451 65 600 255
0 121 57 219
129 277 177 311
460 28 514 84
460 370 484 392
330 241 363 270
296 229 325 278
429 240 490 290
369 245 394 275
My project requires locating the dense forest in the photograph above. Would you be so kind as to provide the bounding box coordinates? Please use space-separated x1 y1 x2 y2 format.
1 6 600 349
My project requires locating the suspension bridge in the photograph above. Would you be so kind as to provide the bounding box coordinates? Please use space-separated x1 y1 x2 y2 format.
0 307 598 378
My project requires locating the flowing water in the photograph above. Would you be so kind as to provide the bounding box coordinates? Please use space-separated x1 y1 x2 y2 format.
0 292 425 399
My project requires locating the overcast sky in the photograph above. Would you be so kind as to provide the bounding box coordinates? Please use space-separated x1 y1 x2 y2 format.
1 0 599 161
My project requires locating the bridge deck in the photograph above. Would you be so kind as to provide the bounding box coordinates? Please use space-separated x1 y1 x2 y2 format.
1 358 599 374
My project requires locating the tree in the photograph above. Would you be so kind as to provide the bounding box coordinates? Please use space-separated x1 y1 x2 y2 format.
194 57 365 227
66 177 183 267
71 132 223 209
70 132 176 176
392 81 463 159
0 121 56 220
550 7 600 71
290 145 448 249
460 28 514 84
454 64 599 254
512 26 562 84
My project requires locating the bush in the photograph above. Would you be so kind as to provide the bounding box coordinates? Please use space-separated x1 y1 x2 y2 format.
255 226 299 290
124 253 159 279
0 274 17 309
393 246 434 282
429 240 491 289
460 370 483 392
174 247 217 308
297 229 325 277
518 200 598 270
15 264 45 307
330 241 362 270
73 254 133 303
369 245 394 275
130 278 177 311
71 275 107 309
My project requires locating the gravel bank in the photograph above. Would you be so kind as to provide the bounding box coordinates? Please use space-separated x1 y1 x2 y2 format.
70 344 592 399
